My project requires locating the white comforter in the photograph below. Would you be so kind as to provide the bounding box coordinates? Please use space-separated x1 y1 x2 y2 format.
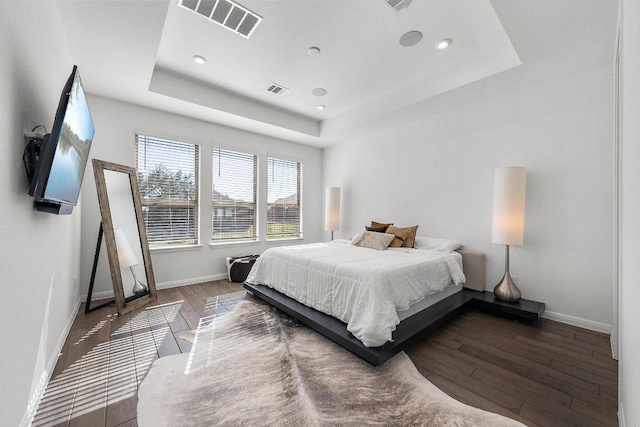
246 240 466 347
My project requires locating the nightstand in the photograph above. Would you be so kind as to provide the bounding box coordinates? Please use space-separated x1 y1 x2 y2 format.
472 291 545 322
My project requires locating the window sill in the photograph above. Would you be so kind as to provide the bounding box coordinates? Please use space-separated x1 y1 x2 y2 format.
150 244 202 253
265 237 304 245
209 240 261 249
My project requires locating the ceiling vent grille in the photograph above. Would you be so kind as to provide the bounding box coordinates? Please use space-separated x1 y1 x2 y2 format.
267 83 289 95
381 0 413 12
179 0 262 38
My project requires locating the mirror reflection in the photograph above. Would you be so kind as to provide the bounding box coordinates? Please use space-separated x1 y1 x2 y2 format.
104 170 148 300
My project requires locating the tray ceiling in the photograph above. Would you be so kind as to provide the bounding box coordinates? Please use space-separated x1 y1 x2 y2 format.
55 0 619 147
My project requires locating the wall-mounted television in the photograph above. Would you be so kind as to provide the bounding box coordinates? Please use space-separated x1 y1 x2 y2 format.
28 65 95 215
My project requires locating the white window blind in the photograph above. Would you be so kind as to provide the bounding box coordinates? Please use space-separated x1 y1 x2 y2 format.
212 148 257 242
267 157 301 239
135 134 199 247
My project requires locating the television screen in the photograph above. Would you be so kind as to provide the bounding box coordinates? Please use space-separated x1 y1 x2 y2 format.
29 66 94 210
44 70 94 204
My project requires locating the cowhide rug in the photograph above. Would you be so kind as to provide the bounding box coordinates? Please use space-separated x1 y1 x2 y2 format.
137 298 524 426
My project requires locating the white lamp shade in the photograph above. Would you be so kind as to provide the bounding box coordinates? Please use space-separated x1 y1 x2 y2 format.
492 167 527 246
324 187 341 231
114 228 139 269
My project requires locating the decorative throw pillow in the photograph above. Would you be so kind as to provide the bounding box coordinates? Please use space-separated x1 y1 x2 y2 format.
403 225 419 248
370 221 393 232
353 231 395 250
365 225 387 233
386 225 419 248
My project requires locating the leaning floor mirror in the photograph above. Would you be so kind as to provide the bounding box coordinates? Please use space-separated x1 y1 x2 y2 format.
93 159 157 315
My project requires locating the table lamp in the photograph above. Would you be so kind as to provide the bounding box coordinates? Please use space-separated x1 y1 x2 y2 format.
325 187 341 240
491 167 527 302
115 228 147 295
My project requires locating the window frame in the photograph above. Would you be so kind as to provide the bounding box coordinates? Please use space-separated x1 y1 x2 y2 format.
266 155 303 241
210 147 259 244
134 133 201 249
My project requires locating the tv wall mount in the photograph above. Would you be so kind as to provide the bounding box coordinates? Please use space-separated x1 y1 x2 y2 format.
23 127 46 181
23 126 75 215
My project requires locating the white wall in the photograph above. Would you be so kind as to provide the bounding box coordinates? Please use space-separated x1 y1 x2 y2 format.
0 3 83 426
323 63 614 330
80 96 323 297
619 0 640 424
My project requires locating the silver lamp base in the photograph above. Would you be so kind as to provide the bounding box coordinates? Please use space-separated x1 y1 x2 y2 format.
494 244 521 302
130 266 148 295
494 271 521 302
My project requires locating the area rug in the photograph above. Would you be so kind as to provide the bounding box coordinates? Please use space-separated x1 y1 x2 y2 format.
137 299 524 426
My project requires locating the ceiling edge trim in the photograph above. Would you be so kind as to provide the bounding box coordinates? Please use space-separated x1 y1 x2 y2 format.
148 67 321 137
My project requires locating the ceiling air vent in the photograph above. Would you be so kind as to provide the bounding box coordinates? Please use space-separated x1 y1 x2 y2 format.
267 83 289 95
381 0 414 12
179 0 262 38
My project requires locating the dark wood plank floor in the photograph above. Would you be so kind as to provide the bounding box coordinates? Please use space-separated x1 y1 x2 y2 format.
405 310 619 426
33 280 618 427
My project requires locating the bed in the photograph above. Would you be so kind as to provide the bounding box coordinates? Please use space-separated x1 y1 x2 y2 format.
244 239 486 365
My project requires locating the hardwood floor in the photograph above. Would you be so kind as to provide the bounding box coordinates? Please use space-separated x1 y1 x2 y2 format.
405 310 618 426
32 280 244 427
33 281 618 426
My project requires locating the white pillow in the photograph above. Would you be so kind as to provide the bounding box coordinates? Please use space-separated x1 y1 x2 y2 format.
353 231 395 250
414 236 462 252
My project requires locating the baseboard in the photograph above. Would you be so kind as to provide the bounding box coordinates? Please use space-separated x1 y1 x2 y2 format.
82 274 229 301
619 400 625 427
541 310 612 334
21 296 82 427
156 273 228 290
81 289 114 302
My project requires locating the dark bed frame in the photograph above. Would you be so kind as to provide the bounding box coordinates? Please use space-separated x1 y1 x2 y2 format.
243 248 488 366
244 282 481 366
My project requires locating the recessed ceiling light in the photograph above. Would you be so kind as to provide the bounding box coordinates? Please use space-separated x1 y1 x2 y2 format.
312 88 327 97
317 105 326 110
308 47 321 56
437 39 452 50
399 31 423 47
193 55 207 64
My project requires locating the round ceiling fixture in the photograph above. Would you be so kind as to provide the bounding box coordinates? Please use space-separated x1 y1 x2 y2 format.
308 46 321 56
193 55 207 64
399 31 423 47
317 105 326 110
437 39 452 50
312 88 327 97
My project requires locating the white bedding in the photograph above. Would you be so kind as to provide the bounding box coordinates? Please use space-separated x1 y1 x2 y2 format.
398 282 464 321
246 239 466 347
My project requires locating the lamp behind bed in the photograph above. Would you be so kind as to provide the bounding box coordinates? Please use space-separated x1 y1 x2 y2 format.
325 187 341 240
491 167 527 302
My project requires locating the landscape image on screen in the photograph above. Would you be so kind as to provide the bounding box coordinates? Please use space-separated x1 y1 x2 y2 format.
44 72 94 204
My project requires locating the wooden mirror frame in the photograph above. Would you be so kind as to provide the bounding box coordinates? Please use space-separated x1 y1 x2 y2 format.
92 159 157 315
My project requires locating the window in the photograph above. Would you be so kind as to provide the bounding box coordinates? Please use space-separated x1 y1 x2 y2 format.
267 157 301 239
212 148 258 242
135 134 199 247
